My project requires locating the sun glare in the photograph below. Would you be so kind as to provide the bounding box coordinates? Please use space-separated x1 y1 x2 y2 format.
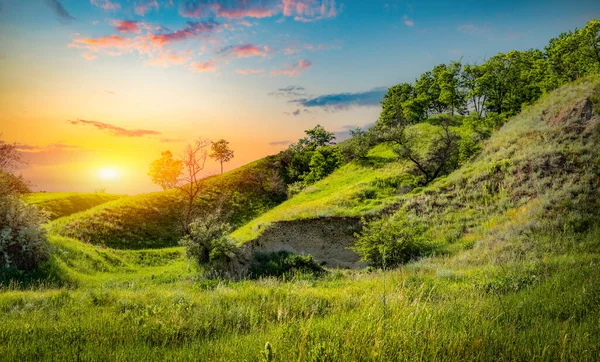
98 168 121 180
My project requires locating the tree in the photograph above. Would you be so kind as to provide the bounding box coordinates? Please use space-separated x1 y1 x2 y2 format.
303 146 342 184
379 83 415 128
148 151 183 190
179 138 212 234
299 124 336 149
210 139 235 175
386 119 460 184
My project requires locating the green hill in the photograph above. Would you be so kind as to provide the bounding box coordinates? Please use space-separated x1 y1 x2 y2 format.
1 77 600 361
23 192 124 220
233 76 600 259
47 156 287 249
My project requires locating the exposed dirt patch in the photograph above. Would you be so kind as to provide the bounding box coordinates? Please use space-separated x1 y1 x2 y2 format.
546 97 593 129
236 217 366 272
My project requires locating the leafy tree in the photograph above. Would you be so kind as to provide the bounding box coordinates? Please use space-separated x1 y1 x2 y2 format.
303 146 342 184
386 120 460 184
148 151 183 190
210 139 235 174
462 63 487 118
438 61 467 115
339 127 372 161
298 124 336 149
379 83 415 128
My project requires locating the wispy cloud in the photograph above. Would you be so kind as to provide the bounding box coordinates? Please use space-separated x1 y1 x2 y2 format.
219 44 270 58
68 119 162 137
180 0 338 22
236 68 265 75
190 60 218 72
111 20 142 33
91 0 121 10
269 85 306 97
43 0 75 23
16 143 91 166
291 87 387 111
150 20 220 47
135 0 159 16
271 59 312 77
403 15 414 27
457 23 490 35
269 140 291 146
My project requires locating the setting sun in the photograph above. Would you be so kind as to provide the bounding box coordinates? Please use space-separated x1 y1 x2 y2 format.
98 168 121 181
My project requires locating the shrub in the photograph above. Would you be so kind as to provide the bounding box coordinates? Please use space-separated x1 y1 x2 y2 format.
287 181 307 198
303 146 342 184
339 128 373 162
0 195 50 271
179 214 237 270
352 211 429 268
248 251 326 279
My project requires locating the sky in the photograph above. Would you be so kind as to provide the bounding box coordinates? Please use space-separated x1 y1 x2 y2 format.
0 0 599 194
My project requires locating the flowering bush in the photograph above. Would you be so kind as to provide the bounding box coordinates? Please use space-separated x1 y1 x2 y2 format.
1 195 50 270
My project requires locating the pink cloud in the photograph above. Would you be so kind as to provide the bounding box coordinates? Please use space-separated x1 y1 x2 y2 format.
236 68 265 75
219 44 270 58
149 21 220 47
271 59 311 77
91 0 121 10
82 53 97 60
147 50 191 67
111 20 142 33
190 60 217 72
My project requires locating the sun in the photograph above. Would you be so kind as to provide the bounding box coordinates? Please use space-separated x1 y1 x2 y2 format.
98 168 121 180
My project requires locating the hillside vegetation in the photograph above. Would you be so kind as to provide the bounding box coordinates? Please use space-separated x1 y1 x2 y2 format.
1 76 599 361
47 157 287 249
24 192 124 220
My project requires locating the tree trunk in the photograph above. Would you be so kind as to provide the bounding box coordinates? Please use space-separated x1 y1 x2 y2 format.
220 161 223 174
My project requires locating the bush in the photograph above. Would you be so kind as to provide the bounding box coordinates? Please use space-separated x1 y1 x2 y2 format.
303 146 342 184
179 214 238 271
352 211 429 268
339 128 373 162
248 251 326 279
287 181 307 198
0 195 50 271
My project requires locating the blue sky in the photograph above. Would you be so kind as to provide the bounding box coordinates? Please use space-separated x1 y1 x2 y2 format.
0 0 599 193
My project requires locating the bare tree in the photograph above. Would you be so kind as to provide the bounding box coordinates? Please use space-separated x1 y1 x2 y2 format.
178 138 212 234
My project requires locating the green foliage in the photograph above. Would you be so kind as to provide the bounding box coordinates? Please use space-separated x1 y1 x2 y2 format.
303 146 342 184
148 150 183 190
179 214 237 269
0 171 30 195
1 195 50 271
339 127 372 162
353 211 429 268
210 139 235 174
248 251 326 279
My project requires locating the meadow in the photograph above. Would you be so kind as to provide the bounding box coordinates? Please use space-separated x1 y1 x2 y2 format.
1 76 599 361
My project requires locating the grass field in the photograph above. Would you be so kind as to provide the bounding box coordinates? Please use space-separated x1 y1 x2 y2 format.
1 78 600 361
23 192 124 220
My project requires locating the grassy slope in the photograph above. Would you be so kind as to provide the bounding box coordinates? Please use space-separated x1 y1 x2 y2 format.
1 78 599 360
24 192 124 220
232 123 451 243
48 157 285 249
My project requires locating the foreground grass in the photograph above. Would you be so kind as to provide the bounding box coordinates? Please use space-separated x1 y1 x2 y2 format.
1 226 599 361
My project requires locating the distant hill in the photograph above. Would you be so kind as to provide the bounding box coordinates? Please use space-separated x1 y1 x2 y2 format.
23 192 124 220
